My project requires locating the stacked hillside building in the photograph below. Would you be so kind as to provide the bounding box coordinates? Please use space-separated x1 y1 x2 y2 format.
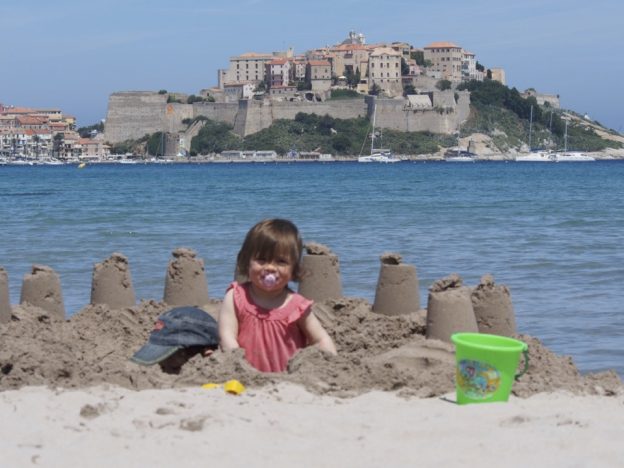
103 32 508 147
0 104 110 161
212 32 497 101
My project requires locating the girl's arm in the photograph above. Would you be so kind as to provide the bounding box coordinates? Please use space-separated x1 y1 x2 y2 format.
299 311 337 355
218 289 240 351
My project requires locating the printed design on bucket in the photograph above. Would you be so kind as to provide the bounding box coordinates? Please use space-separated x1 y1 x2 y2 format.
456 359 500 399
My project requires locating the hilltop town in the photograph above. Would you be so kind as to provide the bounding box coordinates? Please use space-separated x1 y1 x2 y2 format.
2 31 622 163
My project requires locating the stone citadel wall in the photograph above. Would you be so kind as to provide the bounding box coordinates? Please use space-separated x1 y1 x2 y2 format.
103 91 469 145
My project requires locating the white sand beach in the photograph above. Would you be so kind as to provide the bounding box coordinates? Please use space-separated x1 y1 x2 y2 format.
1 383 623 467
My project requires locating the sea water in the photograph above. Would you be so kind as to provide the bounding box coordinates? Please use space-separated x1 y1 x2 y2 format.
1 161 623 377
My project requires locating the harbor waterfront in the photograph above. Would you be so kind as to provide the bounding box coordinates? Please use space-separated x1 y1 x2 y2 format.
1 161 623 377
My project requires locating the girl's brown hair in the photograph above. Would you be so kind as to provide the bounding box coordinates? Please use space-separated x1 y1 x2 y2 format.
236 219 304 281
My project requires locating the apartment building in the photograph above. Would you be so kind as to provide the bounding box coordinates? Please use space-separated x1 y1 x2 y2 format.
223 52 274 85
423 41 464 81
369 47 402 96
462 50 484 81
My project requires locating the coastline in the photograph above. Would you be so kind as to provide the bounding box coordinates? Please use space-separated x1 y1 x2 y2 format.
3 147 624 166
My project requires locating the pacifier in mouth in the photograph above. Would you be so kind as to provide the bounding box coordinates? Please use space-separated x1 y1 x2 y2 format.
262 273 277 288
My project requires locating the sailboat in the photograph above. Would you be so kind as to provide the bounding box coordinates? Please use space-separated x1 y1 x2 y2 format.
552 120 595 162
515 106 555 162
444 120 476 162
358 100 400 163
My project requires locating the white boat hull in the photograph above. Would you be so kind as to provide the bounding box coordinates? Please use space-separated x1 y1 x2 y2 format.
445 156 475 162
515 151 555 162
553 152 595 162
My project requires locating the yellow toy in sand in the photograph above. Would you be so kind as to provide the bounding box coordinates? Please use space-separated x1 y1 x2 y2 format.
201 379 245 395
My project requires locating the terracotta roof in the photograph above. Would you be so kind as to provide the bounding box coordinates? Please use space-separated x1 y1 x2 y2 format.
268 58 289 65
16 115 48 125
308 60 331 66
370 47 401 56
237 52 273 59
424 41 461 49
78 138 100 145
0 107 36 115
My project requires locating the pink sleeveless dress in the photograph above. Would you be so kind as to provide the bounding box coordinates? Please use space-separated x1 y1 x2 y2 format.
229 281 313 372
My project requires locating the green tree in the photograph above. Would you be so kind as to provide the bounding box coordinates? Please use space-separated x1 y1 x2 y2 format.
331 133 350 152
353 67 361 87
369 83 381 96
190 119 242 154
410 50 425 66
187 95 205 104
77 121 104 138
147 132 164 156
403 84 416 96
436 79 452 91
400 58 410 76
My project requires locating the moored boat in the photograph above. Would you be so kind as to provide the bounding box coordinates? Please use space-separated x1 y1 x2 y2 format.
515 150 555 162
553 151 595 162
444 149 476 162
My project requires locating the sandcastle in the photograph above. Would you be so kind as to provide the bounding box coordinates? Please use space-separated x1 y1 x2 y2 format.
0 267 11 324
471 274 517 336
3 249 516 344
163 247 209 306
297 242 342 301
20 265 66 320
372 253 420 316
91 253 136 308
425 273 478 343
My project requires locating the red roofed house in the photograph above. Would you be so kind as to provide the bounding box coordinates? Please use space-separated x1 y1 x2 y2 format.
306 60 331 91
77 138 110 160
265 58 292 89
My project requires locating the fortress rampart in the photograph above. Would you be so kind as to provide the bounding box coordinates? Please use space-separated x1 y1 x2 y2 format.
103 91 470 145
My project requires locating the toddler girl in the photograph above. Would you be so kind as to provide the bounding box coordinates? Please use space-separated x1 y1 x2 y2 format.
218 218 337 372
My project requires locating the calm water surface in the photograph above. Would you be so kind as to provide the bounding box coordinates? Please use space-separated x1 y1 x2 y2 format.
1 162 623 377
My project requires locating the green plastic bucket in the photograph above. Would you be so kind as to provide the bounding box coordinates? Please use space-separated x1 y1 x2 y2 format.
451 333 529 405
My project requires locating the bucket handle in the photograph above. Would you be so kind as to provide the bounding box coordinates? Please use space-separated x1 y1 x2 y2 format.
515 348 530 381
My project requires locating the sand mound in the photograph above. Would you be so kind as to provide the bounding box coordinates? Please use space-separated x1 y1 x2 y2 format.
1 297 621 398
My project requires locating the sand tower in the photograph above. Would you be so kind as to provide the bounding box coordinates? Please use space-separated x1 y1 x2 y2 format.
471 274 517 336
426 273 478 343
0 267 11 324
372 253 420 316
297 242 342 302
90 253 136 308
20 265 66 320
163 247 209 306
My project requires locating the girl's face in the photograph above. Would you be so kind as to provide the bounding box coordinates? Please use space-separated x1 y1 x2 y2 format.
248 251 294 295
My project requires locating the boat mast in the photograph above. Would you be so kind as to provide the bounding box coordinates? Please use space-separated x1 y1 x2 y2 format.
371 100 376 155
564 120 568 152
528 105 533 150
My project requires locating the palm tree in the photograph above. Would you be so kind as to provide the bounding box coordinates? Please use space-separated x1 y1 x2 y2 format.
33 135 41 160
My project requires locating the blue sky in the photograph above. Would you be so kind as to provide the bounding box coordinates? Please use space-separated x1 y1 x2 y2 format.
1 0 622 131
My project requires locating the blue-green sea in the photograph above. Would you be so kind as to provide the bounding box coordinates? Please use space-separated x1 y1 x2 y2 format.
1 161 623 377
